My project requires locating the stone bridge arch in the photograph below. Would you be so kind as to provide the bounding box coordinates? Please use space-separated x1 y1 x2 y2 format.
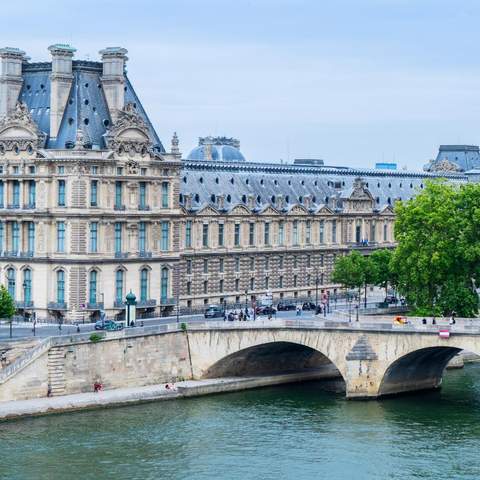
375 334 480 398
186 327 352 387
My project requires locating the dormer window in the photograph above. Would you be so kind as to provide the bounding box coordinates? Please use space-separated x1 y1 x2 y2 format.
57 166 64 174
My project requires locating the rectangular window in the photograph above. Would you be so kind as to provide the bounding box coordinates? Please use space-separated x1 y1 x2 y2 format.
278 221 284 245
27 222 35 254
279 256 284 269
294 275 298 287
58 180 66 207
293 220 299 245
161 221 169 251
264 223 270 246
0 222 3 252
320 254 324 267
265 257 269 270
370 222 376 242
294 256 298 269
185 220 192 248
186 282 191 295
203 280 208 294
219 279 224 293
139 182 147 208
332 220 337 243
306 220 311 244
90 222 98 253
28 180 36 207
249 222 255 246
250 277 255 290
219 258 224 273
139 222 146 253
319 220 325 244
90 180 98 207
57 221 65 253
218 223 224 247
57 166 64 174
279 276 283 288
12 166 19 174
0 181 3 208
307 255 311 268
12 180 19 207
265 277 269 289
141 167 147 176
115 181 122 208
203 259 208 274
91 166 98 174
187 259 192 275
235 279 240 291
384 223 388 241
116 167 123 175
202 223 209 247
12 221 19 253
235 257 240 273
234 224 240 246
250 257 255 270
115 222 122 254
162 182 169 208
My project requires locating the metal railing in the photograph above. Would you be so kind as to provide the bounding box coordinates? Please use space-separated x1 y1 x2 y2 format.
86 302 104 310
137 299 156 308
47 302 68 310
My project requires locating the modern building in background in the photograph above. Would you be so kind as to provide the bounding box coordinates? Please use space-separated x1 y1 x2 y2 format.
0 45 471 321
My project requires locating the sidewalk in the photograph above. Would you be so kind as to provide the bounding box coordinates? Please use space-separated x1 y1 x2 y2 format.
0 384 181 421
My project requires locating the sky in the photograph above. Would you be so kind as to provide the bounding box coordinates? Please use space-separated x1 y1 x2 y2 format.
2 0 480 169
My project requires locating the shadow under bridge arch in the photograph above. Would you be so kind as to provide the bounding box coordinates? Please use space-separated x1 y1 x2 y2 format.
378 346 462 397
202 341 345 389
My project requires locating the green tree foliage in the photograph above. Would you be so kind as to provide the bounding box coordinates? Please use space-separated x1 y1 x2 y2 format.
0 285 16 319
331 251 366 293
392 180 480 317
369 249 395 296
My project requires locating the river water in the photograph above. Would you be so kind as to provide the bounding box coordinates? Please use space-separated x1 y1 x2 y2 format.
1 364 480 480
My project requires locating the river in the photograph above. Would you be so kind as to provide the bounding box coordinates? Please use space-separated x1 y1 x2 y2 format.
1 364 479 480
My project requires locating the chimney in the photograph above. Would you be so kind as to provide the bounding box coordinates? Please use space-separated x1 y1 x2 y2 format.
48 44 75 139
276 194 285 211
0 47 25 119
247 194 256 210
183 193 192 211
303 194 312 210
99 47 128 121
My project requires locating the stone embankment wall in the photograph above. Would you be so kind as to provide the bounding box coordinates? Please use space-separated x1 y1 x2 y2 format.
0 330 192 402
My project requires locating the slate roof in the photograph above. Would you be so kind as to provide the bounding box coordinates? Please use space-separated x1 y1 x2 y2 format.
425 145 480 172
180 160 467 213
19 61 164 152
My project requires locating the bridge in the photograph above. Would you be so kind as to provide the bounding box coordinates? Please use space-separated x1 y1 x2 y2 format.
1 318 479 403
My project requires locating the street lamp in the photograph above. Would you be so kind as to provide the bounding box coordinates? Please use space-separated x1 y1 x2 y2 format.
125 290 137 328
22 280 27 323
244 290 248 318
315 275 319 308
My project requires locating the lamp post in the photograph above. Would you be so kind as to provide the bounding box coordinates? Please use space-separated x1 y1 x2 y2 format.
22 280 27 323
244 290 249 319
315 275 319 307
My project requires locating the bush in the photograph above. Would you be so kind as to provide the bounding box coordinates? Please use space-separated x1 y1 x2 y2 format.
180 322 187 331
89 333 102 343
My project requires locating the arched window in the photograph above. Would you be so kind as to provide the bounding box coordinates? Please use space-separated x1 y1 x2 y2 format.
89 270 97 304
161 267 169 302
23 269 32 304
140 268 149 302
56 270 65 304
115 270 124 303
7 268 15 298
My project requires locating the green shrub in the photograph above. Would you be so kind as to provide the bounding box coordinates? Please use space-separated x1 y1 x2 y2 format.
89 333 102 343
180 322 187 331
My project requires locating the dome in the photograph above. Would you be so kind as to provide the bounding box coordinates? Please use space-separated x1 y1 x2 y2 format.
187 136 246 163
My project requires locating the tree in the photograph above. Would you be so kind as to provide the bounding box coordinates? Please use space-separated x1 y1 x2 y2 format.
392 180 480 317
369 249 395 297
332 251 367 301
0 285 16 320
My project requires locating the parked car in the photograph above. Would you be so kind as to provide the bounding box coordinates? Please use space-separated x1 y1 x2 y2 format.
256 305 277 315
302 301 316 311
95 319 124 331
384 295 398 304
277 301 296 311
204 305 225 319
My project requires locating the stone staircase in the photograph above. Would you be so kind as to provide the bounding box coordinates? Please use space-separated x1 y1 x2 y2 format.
47 347 66 396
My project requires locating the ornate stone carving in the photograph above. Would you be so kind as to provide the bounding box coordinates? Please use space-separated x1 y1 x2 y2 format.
126 159 139 174
0 101 46 152
429 159 461 172
104 102 152 155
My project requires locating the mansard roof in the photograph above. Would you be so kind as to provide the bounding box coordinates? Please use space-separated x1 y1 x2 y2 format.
179 159 467 214
19 61 164 151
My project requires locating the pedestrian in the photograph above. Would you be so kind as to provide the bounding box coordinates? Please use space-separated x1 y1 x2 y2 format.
432 317 436 325
296 306 301 316
422 318 427 325
47 384 52 397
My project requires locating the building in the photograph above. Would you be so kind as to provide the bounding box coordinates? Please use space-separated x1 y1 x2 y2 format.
0 45 469 321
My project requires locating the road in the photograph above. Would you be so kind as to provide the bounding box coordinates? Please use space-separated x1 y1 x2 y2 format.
0 297 389 342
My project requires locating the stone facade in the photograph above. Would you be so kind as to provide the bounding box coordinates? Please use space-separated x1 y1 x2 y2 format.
0 44 469 320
